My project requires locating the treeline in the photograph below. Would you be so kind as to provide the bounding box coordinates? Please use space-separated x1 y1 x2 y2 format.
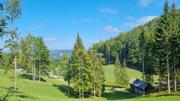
92 1 180 93
17 34 50 81
58 34 105 98
0 0 50 91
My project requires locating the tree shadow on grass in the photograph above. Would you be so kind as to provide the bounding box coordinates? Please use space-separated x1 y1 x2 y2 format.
0 87 21 101
15 94 38 100
102 90 141 100
53 84 77 98
18 74 46 82
0 91 11 101
154 92 180 97
0 87 38 101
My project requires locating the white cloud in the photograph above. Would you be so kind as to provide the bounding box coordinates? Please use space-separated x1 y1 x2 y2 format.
123 22 137 28
138 16 157 24
124 16 157 27
139 0 154 7
102 25 120 33
99 8 118 14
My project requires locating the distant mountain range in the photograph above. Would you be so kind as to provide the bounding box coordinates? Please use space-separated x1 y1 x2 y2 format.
50 50 72 59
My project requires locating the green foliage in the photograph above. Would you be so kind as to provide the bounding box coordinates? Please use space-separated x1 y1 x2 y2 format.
1 68 180 101
60 53 68 76
18 34 50 78
154 1 180 93
70 33 93 98
59 52 72 86
6 0 21 22
114 54 129 87
0 0 21 37
89 49 105 97
93 1 180 93
0 53 13 70
114 54 121 84
35 37 50 76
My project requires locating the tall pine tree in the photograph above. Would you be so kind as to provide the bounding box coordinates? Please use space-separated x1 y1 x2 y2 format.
155 0 171 93
169 1 179 92
70 33 93 98
89 49 105 97
114 54 129 87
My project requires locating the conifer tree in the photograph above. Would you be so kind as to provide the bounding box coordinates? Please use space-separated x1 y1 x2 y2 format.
89 49 105 97
155 0 171 93
35 37 50 81
114 54 129 87
114 54 121 84
139 28 146 94
70 33 93 98
60 53 69 80
169 1 179 92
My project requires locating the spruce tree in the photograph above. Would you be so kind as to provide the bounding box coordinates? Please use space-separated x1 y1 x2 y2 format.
70 33 93 98
139 28 145 95
114 54 121 85
35 37 50 81
155 0 171 93
114 54 129 87
169 1 179 92
89 49 105 97
60 53 69 80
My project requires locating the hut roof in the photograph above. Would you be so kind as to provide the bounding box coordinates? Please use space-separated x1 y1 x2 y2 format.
130 78 149 89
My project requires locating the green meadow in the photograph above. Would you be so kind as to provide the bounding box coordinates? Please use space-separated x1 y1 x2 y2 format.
0 66 180 101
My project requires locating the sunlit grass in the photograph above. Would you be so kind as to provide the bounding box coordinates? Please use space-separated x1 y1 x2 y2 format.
0 68 180 101
103 65 142 86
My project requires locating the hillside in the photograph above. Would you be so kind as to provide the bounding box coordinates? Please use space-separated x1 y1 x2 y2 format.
92 9 180 69
0 69 70 101
103 65 142 86
0 68 180 101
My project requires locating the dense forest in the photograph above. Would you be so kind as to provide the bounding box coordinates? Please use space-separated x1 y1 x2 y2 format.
92 1 180 93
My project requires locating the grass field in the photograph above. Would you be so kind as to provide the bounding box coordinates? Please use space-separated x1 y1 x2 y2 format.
0 66 180 101
104 65 142 86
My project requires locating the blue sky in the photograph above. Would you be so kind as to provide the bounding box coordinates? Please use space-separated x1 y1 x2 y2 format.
13 0 180 50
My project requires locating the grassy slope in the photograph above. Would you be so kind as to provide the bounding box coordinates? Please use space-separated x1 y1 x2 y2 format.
0 67 180 101
0 69 70 101
104 65 142 86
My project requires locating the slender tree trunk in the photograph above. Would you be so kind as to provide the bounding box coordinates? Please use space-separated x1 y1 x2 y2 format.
79 89 81 98
142 53 145 95
93 63 96 98
173 59 177 92
109 51 110 64
174 67 177 92
67 81 70 95
32 62 33 80
38 69 41 82
68 80 70 86
79 67 81 98
94 85 96 98
33 61 36 81
166 55 171 93
38 63 41 82
82 90 84 98
13 56 17 91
